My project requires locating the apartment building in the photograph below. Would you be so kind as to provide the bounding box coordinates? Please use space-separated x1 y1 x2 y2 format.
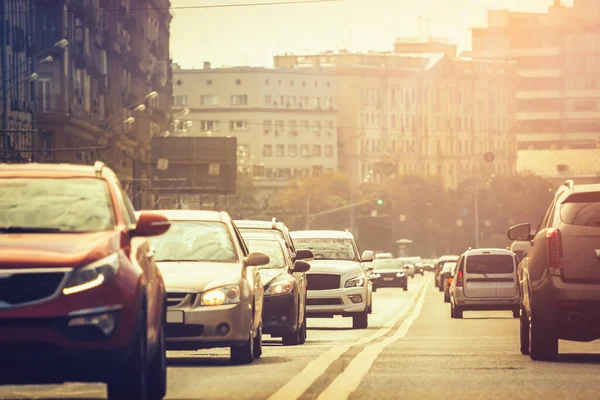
470 0 600 150
172 64 338 188
275 42 518 190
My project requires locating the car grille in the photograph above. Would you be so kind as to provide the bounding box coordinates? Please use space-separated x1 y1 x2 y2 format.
0 272 65 306
307 298 342 306
167 292 196 308
379 272 402 279
307 274 341 290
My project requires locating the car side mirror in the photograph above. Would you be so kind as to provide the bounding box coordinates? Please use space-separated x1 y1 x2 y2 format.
508 223 532 241
132 212 171 237
295 249 313 261
293 260 311 273
361 250 374 262
246 252 270 267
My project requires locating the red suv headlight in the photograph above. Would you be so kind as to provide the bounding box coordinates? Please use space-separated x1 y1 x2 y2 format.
63 253 120 296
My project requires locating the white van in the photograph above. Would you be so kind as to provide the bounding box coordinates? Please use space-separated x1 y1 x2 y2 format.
449 248 520 319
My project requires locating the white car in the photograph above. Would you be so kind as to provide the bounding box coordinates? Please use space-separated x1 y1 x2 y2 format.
290 230 373 329
449 248 520 319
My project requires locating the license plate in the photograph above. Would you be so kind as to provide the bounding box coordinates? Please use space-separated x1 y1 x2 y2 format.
167 310 184 324
384 278 394 281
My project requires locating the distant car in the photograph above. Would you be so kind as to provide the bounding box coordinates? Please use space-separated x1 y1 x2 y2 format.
0 162 171 399
235 218 313 262
371 258 407 291
241 232 310 346
441 262 458 302
375 252 394 259
399 257 424 275
449 248 520 319
508 180 600 361
290 230 373 329
146 210 269 365
435 255 459 288
404 263 415 278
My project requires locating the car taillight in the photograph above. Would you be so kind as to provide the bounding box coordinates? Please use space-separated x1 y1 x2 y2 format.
456 271 463 287
546 228 563 276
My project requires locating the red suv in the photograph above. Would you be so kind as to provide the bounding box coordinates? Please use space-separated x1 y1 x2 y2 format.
0 161 171 399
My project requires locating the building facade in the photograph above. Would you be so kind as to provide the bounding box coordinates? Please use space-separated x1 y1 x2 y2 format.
1 0 173 208
172 64 339 192
471 0 600 150
275 43 518 190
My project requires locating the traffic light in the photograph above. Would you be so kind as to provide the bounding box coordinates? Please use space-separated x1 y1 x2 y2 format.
377 199 384 206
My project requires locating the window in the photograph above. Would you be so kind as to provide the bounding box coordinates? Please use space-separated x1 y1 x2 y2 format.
325 145 334 157
287 96 296 107
288 144 297 157
312 165 324 176
275 120 284 133
313 145 322 157
276 145 285 157
324 97 333 108
300 120 309 132
288 120 297 135
299 96 309 107
314 97 321 108
201 95 220 106
466 255 514 274
231 95 247 105
560 192 600 227
325 121 334 129
230 120 247 131
263 120 272 133
300 145 310 157
391 114 396 129
200 120 219 132
263 145 272 157
173 95 187 106
35 79 52 112
264 95 272 105
313 121 321 133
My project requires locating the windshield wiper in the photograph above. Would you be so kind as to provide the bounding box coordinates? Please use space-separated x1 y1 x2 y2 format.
0 226 63 233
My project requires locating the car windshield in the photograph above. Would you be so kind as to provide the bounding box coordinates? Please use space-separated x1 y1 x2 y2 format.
442 262 457 273
292 238 357 261
466 255 514 274
560 193 600 227
238 227 285 240
149 221 238 263
0 178 116 233
372 259 403 270
243 239 286 270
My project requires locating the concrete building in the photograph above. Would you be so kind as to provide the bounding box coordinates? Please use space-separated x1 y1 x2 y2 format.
171 64 338 193
470 0 600 150
275 41 518 190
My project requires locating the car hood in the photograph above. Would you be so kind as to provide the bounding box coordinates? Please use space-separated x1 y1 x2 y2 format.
259 268 287 287
0 231 121 269
157 261 242 292
307 260 363 275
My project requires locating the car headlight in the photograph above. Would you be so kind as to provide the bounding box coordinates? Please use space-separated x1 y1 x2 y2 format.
374 273 381 279
201 285 240 306
63 253 119 296
345 276 365 288
265 279 294 296
396 272 405 277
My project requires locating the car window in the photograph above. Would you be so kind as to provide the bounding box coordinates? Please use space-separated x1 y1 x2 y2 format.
560 192 600 227
372 259 402 270
0 177 116 232
149 221 238 262
537 198 557 232
454 257 464 277
292 238 358 261
244 239 286 270
466 255 514 274
231 223 249 256
239 227 285 241
442 262 457 273
114 180 136 226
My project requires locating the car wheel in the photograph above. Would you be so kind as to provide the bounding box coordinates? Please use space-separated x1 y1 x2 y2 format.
529 312 558 361
444 292 450 303
146 318 167 400
253 325 263 359
403 284 408 291
282 324 301 346
520 307 530 356
107 312 147 400
299 311 307 345
453 304 463 319
438 285 444 292
450 301 455 318
231 333 254 365
352 310 369 329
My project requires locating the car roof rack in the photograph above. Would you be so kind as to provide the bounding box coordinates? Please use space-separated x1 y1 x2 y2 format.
271 217 278 229
94 161 105 178
564 180 574 190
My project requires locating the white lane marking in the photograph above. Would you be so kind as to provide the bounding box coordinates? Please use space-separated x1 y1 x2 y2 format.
317 277 429 400
267 278 427 400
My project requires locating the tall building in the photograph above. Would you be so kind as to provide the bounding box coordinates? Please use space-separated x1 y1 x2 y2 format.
172 64 339 195
470 0 600 150
275 41 518 190
1 0 173 208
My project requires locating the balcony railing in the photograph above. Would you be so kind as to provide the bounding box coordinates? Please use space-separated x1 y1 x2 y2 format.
0 130 35 163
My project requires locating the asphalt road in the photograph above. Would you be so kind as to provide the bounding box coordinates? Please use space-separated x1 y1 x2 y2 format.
2 273 600 399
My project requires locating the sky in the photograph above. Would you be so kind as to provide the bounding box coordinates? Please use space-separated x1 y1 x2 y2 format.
169 0 557 68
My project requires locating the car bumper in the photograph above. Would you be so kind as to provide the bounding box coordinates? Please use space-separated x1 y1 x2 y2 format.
165 302 253 350
374 276 407 288
306 286 367 317
262 292 298 336
453 288 519 310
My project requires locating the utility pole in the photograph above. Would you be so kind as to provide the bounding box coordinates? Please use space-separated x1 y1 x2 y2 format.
305 195 311 230
349 185 356 236
1 0 8 136
474 184 480 248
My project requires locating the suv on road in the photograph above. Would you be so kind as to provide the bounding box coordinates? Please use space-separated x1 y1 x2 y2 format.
290 230 374 329
508 180 600 361
449 249 520 318
0 162 171 399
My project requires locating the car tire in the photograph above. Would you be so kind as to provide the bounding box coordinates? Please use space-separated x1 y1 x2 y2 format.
529 312 558 361
444 292 450 303
298 311 307 345
352 310 369 329
282 322 301 346
450 302 455 318
403 284 408 291
367 304 372 314
438 285 444 292
147 318 167 400
107 312 147 400
452 304 463 319
231 333 254 365
520 307 530 356
253 325 263 359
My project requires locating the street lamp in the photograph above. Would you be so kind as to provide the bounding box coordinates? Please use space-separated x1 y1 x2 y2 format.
133 104 146 112
145 91 158 100
123 117 135 125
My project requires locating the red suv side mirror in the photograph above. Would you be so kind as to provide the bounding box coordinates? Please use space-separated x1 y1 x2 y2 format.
133 212 171 237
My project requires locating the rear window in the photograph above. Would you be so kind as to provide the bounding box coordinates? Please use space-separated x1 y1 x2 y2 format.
560 192 600 227
466 255 514 274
